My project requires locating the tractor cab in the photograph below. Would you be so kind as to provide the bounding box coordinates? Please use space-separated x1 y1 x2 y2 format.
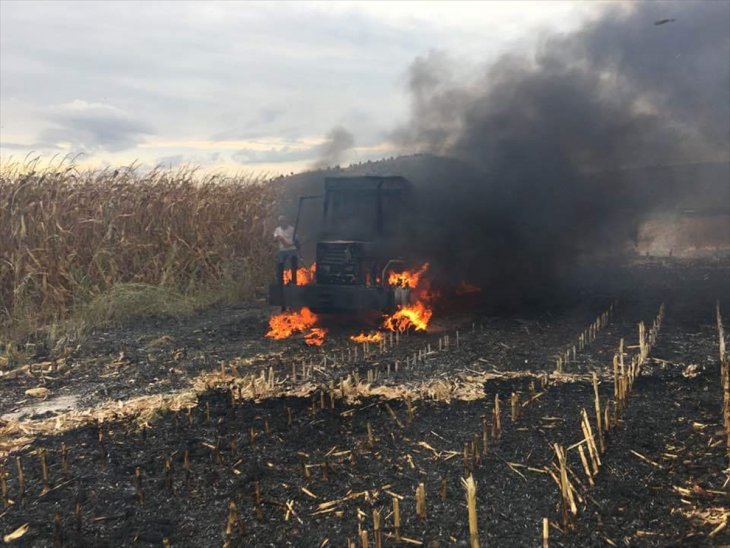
269 175 413 313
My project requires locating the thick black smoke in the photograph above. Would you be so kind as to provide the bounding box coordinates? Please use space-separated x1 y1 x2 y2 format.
393 2 730 305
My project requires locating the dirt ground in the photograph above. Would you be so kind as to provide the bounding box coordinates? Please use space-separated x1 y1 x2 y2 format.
0 260 728 547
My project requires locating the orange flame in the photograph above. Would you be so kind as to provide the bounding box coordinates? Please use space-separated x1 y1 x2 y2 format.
283 263 316 285
350 332 384 344
383 262 434 332
383 301 433 332
388 262 430 288
266 307 318 339
266 307 327 345
304 327 327 346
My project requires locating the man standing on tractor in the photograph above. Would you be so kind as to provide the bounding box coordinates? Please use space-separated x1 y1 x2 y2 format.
274 215 298 285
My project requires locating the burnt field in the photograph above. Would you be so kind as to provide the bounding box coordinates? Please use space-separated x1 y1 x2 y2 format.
0 261 728 547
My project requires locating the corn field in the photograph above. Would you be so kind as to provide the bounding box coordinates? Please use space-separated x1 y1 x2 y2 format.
0 159 280 335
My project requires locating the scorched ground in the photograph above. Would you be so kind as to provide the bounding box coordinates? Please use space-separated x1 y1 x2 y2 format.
0 259 728 547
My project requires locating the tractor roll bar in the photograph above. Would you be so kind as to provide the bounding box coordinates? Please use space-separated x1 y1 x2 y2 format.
293 195 323 245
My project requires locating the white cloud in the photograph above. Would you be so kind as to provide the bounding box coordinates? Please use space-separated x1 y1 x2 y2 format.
38 100 154 153
0 1 605 173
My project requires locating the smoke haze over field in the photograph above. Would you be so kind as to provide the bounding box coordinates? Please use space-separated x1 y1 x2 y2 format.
391 2 730 304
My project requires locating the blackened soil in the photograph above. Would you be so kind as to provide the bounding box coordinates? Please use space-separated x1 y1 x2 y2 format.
0 261 728 546
572 287 730 547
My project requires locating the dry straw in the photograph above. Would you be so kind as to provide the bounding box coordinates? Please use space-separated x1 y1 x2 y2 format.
1 363 596 458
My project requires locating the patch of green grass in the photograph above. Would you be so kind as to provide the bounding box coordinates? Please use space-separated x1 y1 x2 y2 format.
77 283 199 327
1 259 266 357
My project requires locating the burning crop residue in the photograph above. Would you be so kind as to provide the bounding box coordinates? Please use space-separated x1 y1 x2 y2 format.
266 307 327 346
350 332 384 344
269 265 324 345
283 263 316 286
266 307 317 339
303 327 327 347
383 301 432 332
383 262 435 332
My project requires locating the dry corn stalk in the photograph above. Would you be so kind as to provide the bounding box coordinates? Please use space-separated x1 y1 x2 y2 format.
592 373 604 453
223 500 244 547
718 300 727 364
393 497 401 541
580 409 601 474
0 160 278 334
718 301 729 459
722 353 730 459
415 483 427 520
492 394 502 439
15 457 24 499
461 475 480 548
619 338 625 374
0 464 6 507
552 443 578 527
510 392 519 422
373 509 382 548
367 422 375 448
577 444 594 486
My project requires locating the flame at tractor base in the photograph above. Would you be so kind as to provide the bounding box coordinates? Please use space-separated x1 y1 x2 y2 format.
383 301 433 333
283 263 316 286
266 307 317 339
267 261 437 344
388 262 430 289
383 262 434 333
266 307 327 346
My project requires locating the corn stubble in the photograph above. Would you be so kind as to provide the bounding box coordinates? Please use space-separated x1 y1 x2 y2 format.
548 302 666 529
717 301 729 459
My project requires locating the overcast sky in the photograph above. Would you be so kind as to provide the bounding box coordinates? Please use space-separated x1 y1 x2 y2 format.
0 1 607 174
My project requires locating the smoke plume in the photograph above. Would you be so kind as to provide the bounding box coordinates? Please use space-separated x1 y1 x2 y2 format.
313 126 355 169
393 2 729 305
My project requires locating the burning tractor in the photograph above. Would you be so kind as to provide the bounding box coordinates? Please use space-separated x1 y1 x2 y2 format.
269 175 419 315
266 175 435 345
